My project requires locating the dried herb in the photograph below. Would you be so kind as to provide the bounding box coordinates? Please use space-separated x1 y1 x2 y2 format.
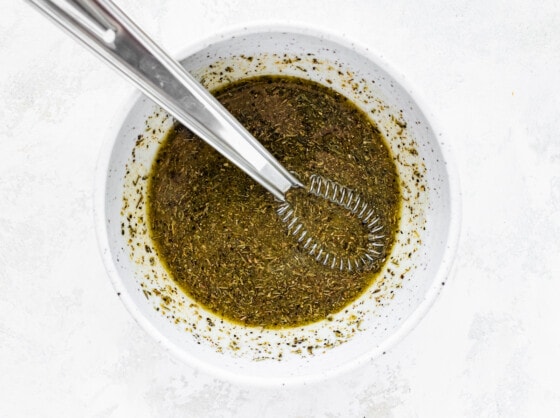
147 76 400 328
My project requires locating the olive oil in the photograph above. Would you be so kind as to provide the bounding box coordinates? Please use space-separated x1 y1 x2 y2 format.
147 76 400 328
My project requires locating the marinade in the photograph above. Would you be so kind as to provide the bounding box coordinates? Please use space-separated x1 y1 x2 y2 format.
147 76 400 328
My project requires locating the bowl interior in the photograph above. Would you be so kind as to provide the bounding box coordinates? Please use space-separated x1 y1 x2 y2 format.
97 28 458 385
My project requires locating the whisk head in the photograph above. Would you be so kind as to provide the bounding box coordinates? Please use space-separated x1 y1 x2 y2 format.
277 174 385 272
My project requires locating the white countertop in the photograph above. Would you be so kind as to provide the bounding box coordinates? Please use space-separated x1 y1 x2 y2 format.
1 1 559 416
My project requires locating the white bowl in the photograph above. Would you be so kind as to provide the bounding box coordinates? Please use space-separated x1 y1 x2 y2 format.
94 25 461 386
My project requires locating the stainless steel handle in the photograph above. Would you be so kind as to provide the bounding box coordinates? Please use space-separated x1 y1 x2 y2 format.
26 0 303 200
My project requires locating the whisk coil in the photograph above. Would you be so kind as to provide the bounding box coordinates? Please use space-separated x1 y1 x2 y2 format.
277 174 385 272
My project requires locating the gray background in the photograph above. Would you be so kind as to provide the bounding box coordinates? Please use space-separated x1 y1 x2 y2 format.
1 0 559 416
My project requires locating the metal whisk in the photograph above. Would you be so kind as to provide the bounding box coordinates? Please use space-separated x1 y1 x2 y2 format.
28 0 385 271
278 175 384 271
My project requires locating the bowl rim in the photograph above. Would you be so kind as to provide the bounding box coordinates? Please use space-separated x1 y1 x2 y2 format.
93 22 462 387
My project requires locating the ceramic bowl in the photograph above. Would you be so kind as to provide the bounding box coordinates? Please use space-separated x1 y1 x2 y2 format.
95 25 461 386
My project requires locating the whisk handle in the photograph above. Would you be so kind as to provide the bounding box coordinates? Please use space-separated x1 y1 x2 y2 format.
26 0 303 200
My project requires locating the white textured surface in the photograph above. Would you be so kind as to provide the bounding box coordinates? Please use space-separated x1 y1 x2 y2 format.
1 0 559 416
